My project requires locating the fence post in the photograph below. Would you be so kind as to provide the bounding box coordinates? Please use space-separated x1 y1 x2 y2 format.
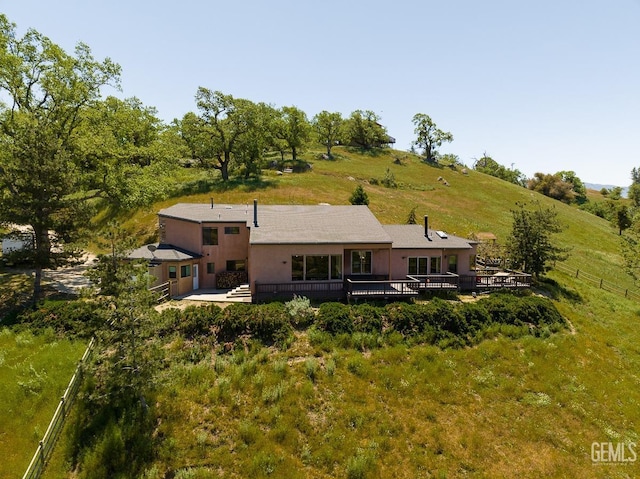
625 289 628 298
600 278 603 289
38 441 45 468
575 269 579 278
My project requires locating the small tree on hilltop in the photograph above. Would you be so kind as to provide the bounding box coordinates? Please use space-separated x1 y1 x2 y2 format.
349 185 369 205
406 206 418 224
411 113 453 164
505 202 569 279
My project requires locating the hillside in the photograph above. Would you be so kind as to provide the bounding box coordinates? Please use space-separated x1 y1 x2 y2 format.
120 146 634 294
43 147 640 479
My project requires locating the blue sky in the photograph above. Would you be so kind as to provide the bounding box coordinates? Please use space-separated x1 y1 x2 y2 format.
2 0 639 186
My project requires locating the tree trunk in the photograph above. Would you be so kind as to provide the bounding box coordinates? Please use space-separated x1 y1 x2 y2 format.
31 224 51 307
32 266 42 308
292 146 297 161
220 151 230 181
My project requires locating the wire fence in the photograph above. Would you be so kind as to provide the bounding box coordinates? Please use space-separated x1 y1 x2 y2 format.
554 262 640 302
22 337 95 479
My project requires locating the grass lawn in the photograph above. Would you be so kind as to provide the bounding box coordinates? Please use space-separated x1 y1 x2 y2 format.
0 328 87 479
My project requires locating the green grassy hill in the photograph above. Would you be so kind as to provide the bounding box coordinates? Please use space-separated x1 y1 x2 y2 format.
46 147 640 478
123 146 634 293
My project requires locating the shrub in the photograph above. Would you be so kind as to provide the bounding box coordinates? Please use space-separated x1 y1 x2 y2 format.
316 302 353 334
351 303 383 334
384 303 420 335
214 303 251 343
427 298 465 337
459 301 492 336
284 295 315 327
177 304 222 339
213 303 292 348
250 303 293 346
304 358 319 382
16 299 100 338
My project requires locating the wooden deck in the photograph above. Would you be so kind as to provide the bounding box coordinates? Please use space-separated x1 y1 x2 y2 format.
254 272 531 302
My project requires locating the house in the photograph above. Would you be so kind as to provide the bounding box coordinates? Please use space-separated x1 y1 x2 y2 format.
129 201 527 302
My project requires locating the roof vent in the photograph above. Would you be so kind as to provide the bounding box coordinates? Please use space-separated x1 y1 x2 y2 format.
436 230 448 239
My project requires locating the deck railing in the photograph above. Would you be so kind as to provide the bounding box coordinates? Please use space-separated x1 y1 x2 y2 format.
254 271 531 302
346 278 421 298
255 281 345 302
407 273 460 289
471 271 532 290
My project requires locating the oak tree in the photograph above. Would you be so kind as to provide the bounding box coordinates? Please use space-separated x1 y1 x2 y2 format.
411 113 453 163
0 15 120 305
312 110 344 158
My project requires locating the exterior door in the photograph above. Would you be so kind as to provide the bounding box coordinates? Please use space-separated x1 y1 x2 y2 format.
192 264 199 290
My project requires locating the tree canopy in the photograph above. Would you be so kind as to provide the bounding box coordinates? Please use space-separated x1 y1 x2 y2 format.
527 171 586 204
473 155 526 186
312 110 344 158
505 202 569 279
411 113 453 163
344 110 389 150
0 14 121 304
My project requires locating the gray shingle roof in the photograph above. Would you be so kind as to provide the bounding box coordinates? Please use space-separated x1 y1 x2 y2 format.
159 203 254 223
156 203 471 249
128 243 201 261
382 225 473 249
250 205 392 245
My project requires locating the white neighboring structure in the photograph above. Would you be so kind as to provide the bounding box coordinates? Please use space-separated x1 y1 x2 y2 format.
1 226 33 256
2 236 29 254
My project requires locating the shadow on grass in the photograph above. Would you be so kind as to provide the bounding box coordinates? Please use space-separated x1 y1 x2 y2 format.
536 277 583 303
171 175 278 197
345 146 389 158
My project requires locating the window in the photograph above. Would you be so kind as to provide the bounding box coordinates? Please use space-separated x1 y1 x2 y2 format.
430 256 441 274
448 255 458 273
168 265 177 279
226 260 246 271
180 264 191 278
351 250 372 275
306 255 329 281
202 227 218 245
224 226 240 235
292 255 304 281
408 257 428 275
331 254 342 280
291 254 343 281
207 262 215 274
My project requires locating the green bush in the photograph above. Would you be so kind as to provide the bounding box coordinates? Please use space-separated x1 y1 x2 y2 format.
384 303 420 335
316 302 353 334
250 303 293 346
351 303 383 334
16 299 100 338
284 295 315 327
178 304 222 339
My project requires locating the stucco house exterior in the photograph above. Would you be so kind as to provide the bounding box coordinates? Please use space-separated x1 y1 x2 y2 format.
129 201 482 301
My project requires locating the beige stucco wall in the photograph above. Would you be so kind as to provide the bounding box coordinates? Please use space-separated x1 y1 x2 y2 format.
248 243 393 292
389 247 477 279
160 217 250 290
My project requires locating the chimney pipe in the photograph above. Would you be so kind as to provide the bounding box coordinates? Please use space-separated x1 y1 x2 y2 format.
253 199 259 227
424 215 431 240
210 197 214 209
